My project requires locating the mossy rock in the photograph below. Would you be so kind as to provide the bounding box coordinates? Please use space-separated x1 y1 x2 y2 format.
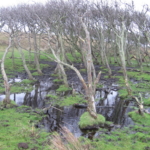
79 112 105 129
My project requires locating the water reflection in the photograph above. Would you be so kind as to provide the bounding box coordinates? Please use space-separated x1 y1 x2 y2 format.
0 78 135 137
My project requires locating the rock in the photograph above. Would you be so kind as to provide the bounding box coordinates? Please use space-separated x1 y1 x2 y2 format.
18 143 29 149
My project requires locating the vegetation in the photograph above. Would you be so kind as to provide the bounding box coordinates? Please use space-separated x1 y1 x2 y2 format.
51 124 150 150
59 95 86 106
0 0 150 149
128 111 150 126
56 85 72 92
46 94 86 106
79 112 105 129
0 105 51 150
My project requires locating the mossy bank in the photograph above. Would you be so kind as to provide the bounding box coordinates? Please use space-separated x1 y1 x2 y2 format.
0 105 51 150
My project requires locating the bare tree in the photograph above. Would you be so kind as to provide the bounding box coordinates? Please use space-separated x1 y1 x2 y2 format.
1 36 12 106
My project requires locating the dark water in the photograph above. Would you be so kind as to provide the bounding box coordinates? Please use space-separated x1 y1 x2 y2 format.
0 77 135 137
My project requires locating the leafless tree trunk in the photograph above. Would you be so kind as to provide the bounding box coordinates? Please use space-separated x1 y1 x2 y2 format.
1 36 12 105
115 22 132 95
27 32 32 64
33 32 43 75
18 47 35 80
97 29 112 77
136 36 143 72
79 17 102 118
79 38 87 68
16 33 35 80
47 31 69 87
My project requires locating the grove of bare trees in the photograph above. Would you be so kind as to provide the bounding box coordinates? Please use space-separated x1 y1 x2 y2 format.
0 0 150 116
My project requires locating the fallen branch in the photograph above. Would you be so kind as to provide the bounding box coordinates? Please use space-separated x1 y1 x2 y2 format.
42 104 63 112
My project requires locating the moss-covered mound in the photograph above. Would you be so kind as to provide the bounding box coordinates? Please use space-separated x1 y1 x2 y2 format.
128 111 150 126
79 112 105 129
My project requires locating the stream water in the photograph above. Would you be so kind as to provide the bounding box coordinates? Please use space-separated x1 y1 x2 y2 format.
0 77 135 137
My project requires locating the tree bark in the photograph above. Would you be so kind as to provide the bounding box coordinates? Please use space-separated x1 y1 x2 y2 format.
1 36 12 105
115 22 132 95
33 32 43 75
18 47 35 80
80 17 98 118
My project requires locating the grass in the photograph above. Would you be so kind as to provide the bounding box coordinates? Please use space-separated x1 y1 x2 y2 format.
59 95 86 106
91 127 150 150
50 127 90 150
144 98 150 106
127 71 150 80
79 69 87 73
53 78 63 83
66 52 82 63
118 89 129 99
0 105 51 150
32 72 40 76
56 85 72 92
50 125 150 150
0 48 49 75
128 111 150 126
46 94 86 107
79 112 105 129
12 79 35 94
0 79 35 94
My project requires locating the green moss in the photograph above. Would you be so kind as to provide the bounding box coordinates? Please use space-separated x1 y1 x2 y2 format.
144 98 150 106
10 79 35 93
56 85 72 92
133 132 150 143
128 111 150 126
46 94 58 99
79 112 105 129
32 72 40 76
130 82 150 94
51 73 59 77
59 95 86 106
103 68 108 71
103 75 108 79
66 53 75 62
75 52 82 63
105 121 113 126
10 86 33 93
119 89 128 98
53 78 63 83
0 86 5 93
65 52 82 63
21 79 35 85
96 83 103 88
0 107 50 150
88 124 150 150
127 71 150 81
40 64 49 69
115 76 125 86
118 70 123 73
79 69 86 73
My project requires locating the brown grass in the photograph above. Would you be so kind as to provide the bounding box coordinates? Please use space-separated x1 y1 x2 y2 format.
50 127 92 150
0 32 49 51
